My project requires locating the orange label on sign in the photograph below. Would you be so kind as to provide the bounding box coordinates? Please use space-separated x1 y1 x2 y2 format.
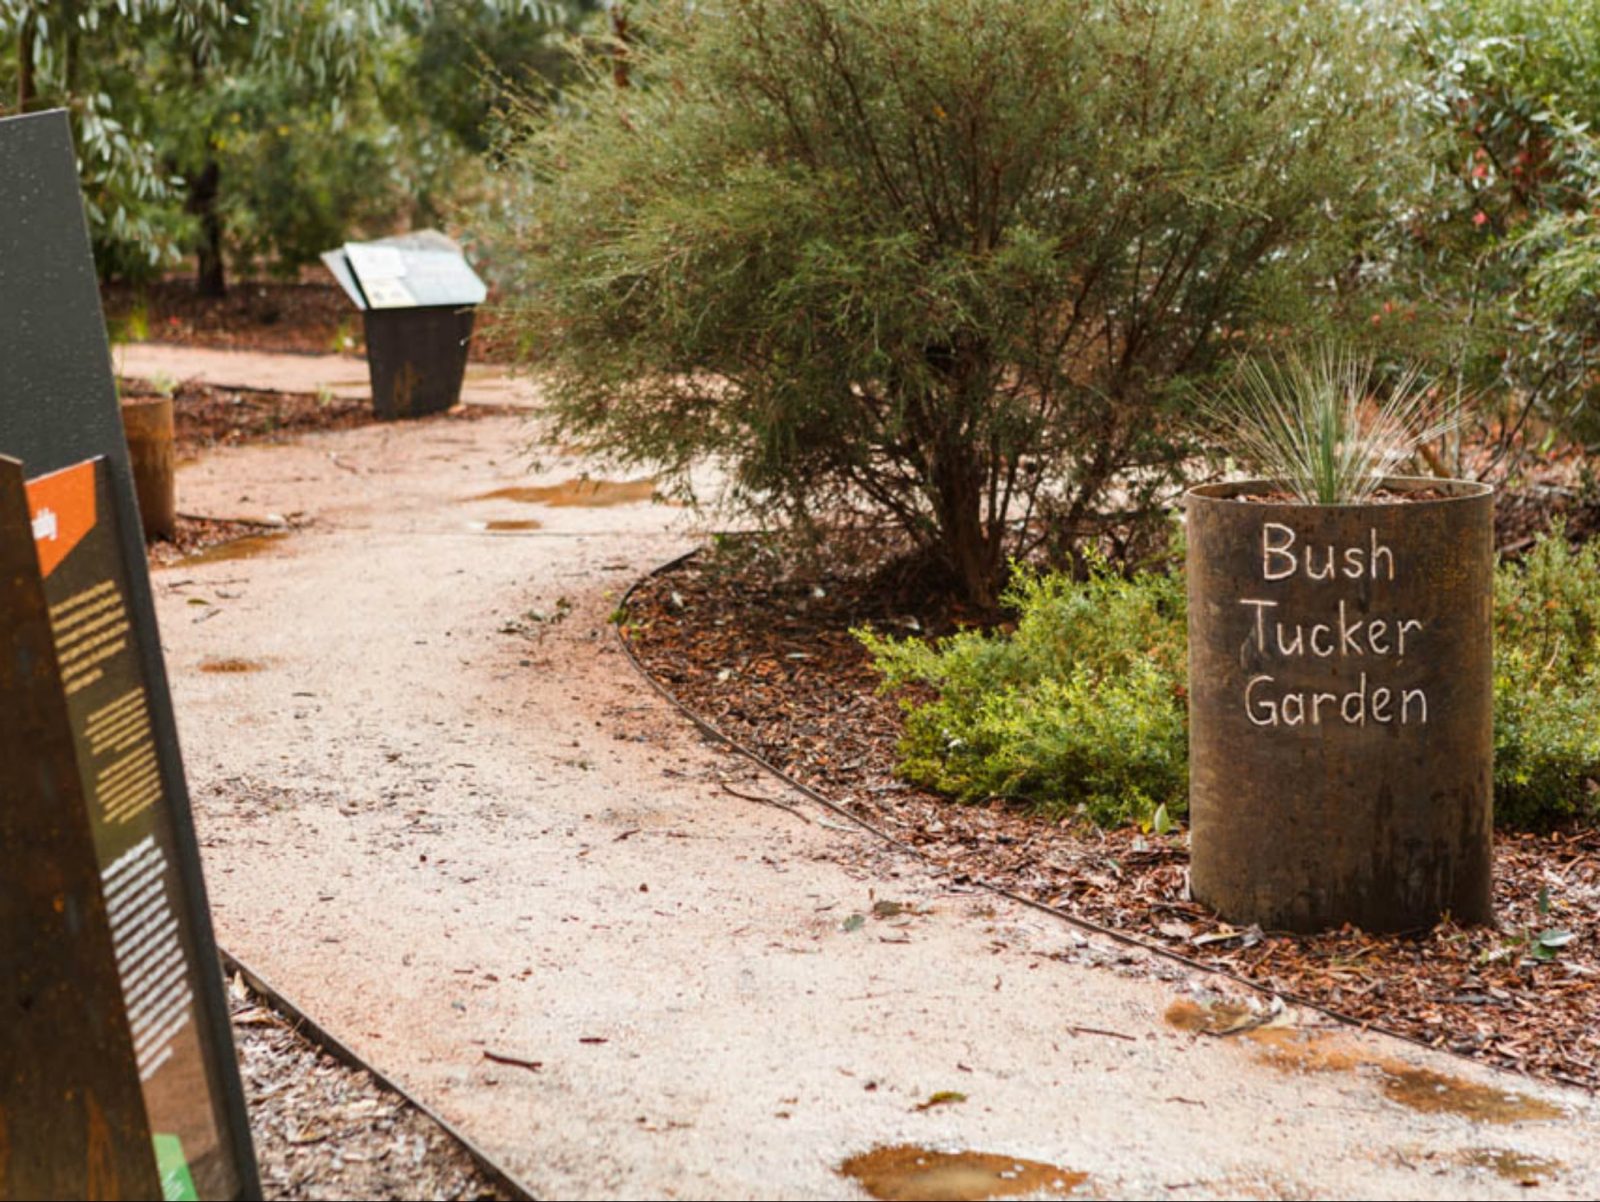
26 458 98 578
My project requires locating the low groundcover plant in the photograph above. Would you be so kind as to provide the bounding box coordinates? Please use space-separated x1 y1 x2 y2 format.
864 528 1600 833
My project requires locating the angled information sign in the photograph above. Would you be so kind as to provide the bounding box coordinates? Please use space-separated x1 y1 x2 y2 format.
0 110 259 1200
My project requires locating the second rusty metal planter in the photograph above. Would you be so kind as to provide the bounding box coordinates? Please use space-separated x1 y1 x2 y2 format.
1186 477 1494 933
119 395 176 540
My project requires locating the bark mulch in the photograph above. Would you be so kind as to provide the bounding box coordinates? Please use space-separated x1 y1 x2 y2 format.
101 278 517 362
104 280 366 357
621 540 1600 1093
122 376 376 460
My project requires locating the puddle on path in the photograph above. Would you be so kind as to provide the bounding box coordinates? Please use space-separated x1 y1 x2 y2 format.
176 533 288 567
1165 998 1564 1124
1461 1148 1562 1184
1164 998 1261 1036
471 477 659 507
198 658 266 674
1377 1064 1563 1123
838 1146 1086 1202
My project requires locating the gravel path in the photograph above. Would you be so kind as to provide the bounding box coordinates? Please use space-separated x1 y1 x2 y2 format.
148 348 1600 1200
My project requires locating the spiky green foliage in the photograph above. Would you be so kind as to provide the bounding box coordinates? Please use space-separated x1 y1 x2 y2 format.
490 0 1415 607
1202 348 1460 504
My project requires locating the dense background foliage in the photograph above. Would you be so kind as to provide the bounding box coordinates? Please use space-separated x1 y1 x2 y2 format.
0 0 597 293
1394 0 1600 455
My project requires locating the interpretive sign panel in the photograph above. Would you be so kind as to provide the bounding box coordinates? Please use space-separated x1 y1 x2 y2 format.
323 231 488 311
27 456 234 1198
0 109 258 1199
0 457 162 1201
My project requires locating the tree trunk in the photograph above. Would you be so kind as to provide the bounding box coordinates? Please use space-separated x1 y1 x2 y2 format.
62 0 80 97
610 5 630 88
186 157 226 298
184 42 225 297
931 442 1001 612
17 9 37 112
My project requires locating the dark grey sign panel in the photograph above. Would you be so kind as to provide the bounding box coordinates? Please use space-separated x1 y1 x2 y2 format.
0 109 259 1200
0 455 164 1202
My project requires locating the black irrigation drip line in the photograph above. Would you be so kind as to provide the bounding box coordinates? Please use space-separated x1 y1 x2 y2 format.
218 949 538 1202
617 545 1595 1096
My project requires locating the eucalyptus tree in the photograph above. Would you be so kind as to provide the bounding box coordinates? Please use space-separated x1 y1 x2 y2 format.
3 0 572 291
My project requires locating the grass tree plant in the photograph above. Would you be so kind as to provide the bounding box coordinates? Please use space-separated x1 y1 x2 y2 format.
1202 348 1465 503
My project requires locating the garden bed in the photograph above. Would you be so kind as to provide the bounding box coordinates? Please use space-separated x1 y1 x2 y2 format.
101 278 519 362
622 542 1600 1091
120 375 516 565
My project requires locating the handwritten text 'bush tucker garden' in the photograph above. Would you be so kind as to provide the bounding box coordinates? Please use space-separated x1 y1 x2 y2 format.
1240 522 1428 729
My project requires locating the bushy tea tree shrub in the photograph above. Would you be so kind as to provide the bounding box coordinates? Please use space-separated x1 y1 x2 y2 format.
492 0 1411 606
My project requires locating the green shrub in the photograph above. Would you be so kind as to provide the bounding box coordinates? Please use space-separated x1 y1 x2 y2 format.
1395 0 1600 446
491 0 1414 608
859 560 1187 826
1493 528 1600 827
866 528 1600 831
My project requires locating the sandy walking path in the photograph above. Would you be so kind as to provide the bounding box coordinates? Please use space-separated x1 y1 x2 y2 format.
114 341 539 409
151 350 1600 1199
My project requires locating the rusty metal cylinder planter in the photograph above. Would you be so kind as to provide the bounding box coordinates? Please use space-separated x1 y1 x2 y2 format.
119 395 176 540
1186 477 1494 934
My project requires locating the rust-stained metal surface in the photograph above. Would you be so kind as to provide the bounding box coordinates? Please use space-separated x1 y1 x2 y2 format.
361 307 475 419
1186 477 1494 933
0 456 162 1201
119 397 176 541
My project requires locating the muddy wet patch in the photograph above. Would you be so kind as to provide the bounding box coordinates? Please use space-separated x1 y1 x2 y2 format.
839 1146 1086 1202
199 657 267 674
472 477 658 507
173 532 289 567
1164 998 1263 1036
472 518 544 532
1461 1147 1562 1184
1378 1064 1563 1123
1166 997 1564 1124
